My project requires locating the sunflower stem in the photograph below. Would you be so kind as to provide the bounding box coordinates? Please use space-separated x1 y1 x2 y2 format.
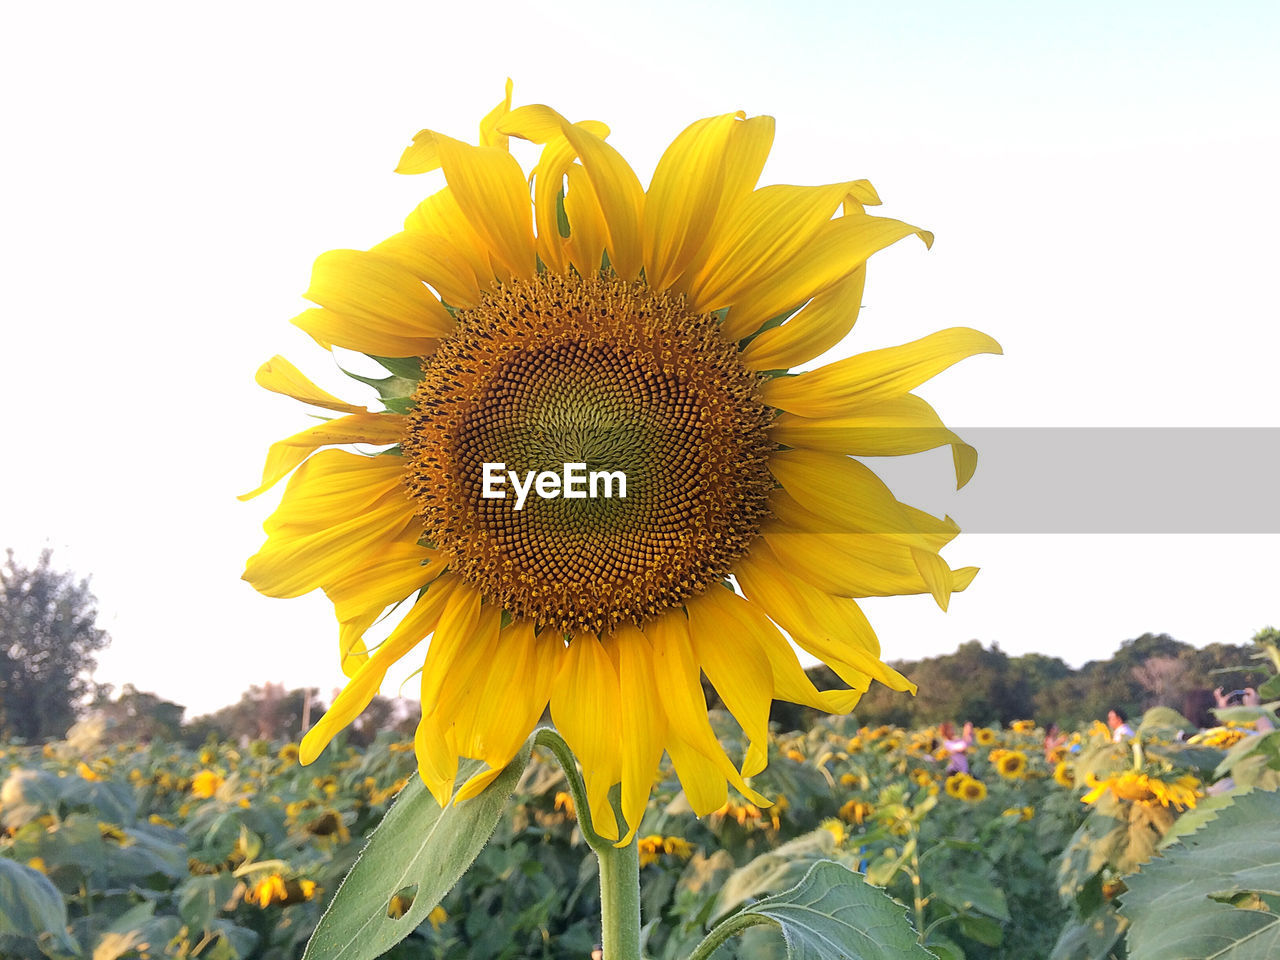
595 801 642 960
534 728 642 959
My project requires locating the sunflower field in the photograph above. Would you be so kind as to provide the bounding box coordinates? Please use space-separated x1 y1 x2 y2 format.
4 704 1278 960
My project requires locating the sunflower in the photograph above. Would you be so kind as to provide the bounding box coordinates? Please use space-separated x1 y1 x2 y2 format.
995 750 1028 779
960 777 988 803
1080 772 1201 811
242 84 998 843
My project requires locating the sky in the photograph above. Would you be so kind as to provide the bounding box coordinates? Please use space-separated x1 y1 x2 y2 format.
2 1 1277 718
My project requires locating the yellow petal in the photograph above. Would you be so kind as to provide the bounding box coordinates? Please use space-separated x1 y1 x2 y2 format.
761 328 1003 419
685 588 773 777
372 230 481 310
673 116 776 291
325 533 440 676
244 452 417 599
451 622 562 790
685 180 878 313
736 544 914 694
253 355 368 415
697 583 862 719
432 133 536 279
722 212 930 341
291 307 441 360
240 414 405 501
666 736 728 816
642 112 744 291
300 574 461 764
260 450 406 530
414 712 458 807
551 633 623 841
644 609 767 805
403 188 494 300
563 164 608 276
769 394 977 488
560 124 644 279
741 267 865 372
418 583 484 710
305 249 455 339
478 78 514 149
607 626 667 845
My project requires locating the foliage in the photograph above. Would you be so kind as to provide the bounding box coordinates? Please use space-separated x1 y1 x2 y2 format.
1 691 1271 959
1120 788 1280 960
834 631 1274 730
0 550 110 741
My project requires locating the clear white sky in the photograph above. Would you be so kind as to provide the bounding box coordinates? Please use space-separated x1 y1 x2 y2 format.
3 1 1277 718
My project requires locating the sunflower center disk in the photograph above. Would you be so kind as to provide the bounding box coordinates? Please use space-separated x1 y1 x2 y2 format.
403 273 775 635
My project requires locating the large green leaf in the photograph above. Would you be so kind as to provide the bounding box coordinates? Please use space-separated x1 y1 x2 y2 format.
0 858 80 955
699 861 933 960
1121 788 1280 960
302 744 532 960
710 828 850 923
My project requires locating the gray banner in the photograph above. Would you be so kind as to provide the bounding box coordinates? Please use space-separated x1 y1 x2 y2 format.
847 428 1280 533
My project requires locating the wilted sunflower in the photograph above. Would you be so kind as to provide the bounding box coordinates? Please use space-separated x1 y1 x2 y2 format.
243 84 998 843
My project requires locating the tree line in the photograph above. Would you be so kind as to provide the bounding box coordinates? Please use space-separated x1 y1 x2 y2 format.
2 549 1274 744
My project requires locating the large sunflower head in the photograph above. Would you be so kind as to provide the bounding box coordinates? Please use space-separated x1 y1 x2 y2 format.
242 84 999 844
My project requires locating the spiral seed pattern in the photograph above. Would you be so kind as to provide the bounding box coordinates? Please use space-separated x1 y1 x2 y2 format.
402 273 775 635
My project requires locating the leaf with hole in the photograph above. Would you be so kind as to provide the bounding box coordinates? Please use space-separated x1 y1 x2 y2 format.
301 743 531 960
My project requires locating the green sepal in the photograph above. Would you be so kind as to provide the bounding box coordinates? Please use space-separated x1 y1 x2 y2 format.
367 356 424 381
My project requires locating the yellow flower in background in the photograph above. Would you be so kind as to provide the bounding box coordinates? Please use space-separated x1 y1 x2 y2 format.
663 836 694 860
76 762 101 782
1010 720 1035 733
428 905 448 931
839 799 874 825
242 83 998 844
820 818 847 846
1053 761 1075 789
995 751 1028 779
974 728 997 747
945 771 987 802
638 835 665 867
190 770 224 799
553 791 576 819
246 874 289 908
1080 772 1201 811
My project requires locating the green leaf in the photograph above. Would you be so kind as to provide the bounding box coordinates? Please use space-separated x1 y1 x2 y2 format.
698 861 934 960
1121 788 1280 960
178 874 237 933
1258 675 1280 701
710 827 843 923
0 858 80 955
957 914 1004 947
302 744 532 960
926 868 1011 922
1048 905 1127 960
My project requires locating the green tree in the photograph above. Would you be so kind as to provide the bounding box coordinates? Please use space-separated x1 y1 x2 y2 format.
0 549 111 740
93 683 186 743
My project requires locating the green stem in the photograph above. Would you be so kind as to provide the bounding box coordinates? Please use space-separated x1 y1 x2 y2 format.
595 814 642 960
534 728 642 960
686 913 776 960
